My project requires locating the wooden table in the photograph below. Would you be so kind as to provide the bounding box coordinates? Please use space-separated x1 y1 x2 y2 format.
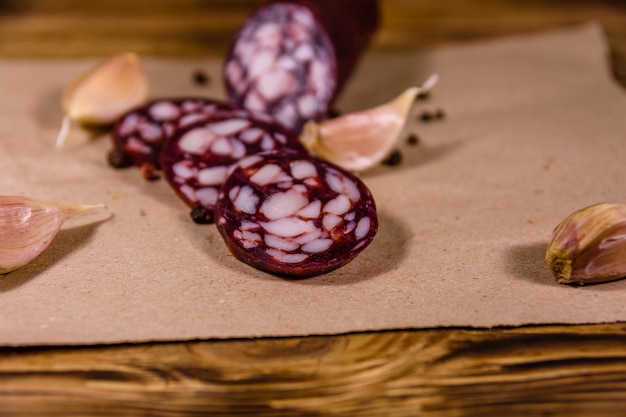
2 1 626 415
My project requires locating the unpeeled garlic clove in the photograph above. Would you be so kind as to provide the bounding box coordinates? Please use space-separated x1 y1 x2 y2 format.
0 196 105 275
62 52 149 125
299 74 439 172
57 52 149 149
545 202 626 285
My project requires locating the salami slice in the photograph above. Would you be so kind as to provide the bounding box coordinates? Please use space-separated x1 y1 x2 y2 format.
215 151 378 277
224 0 380 134
160 115 306 224
109 98 245 174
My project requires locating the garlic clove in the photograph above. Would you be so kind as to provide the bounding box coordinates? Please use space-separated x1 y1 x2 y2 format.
0 196 105 275
62 52 149 125
57 52 149 149
545 202 626 285
299 74 439 172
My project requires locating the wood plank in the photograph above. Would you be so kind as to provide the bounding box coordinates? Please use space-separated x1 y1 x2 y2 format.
1 324 626 416
1 0 625 85
0 2 625 57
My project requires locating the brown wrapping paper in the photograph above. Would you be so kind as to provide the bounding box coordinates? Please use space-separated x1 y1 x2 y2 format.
1 23 625 347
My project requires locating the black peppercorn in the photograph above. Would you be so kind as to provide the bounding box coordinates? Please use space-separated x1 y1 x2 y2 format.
190 204 213 224
419 108 446 122
327 108 341 119
419 111 433 122
415 90 430 100
406 134 420 146
107 148 133 169
382 150 403 167
192 70 210 86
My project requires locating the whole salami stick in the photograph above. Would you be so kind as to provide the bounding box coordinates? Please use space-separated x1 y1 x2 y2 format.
223 0 380 134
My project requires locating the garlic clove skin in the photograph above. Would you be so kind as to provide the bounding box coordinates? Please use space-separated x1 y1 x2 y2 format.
57 52 149 149
0 196 104 275
299 74 439 172
61 52 149 126
545 202 626 285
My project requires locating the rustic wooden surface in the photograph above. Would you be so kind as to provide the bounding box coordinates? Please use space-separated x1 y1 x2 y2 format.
2 1 626 416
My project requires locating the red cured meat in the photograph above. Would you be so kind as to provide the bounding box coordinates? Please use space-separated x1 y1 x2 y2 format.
160 115 306 224
223 0 380 134
109 98 245 173
215 151 378 277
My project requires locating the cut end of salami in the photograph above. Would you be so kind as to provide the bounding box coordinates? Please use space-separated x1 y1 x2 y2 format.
224 2 338 134
160 115 306 224
215 151 378 278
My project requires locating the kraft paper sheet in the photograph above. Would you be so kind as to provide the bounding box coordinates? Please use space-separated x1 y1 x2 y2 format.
1 23 625 346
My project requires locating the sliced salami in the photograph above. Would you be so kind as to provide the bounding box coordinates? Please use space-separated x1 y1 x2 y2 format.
215 151 378 277
160 115 306 224
224 0 380 134
109 98 246 175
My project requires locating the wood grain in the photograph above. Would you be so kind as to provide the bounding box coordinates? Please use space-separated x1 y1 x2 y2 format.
1 0 625 84
2 325 626 416
2 1 626 416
